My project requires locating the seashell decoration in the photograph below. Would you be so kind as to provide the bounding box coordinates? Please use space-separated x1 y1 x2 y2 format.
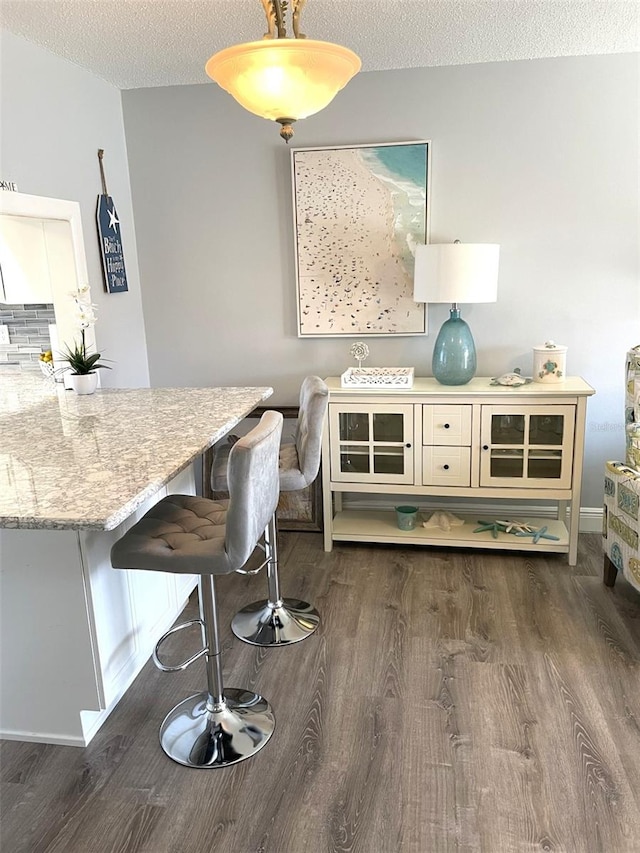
423 511 465 532
490 367 532 387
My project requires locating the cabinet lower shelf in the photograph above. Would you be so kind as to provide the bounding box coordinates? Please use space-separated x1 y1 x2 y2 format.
330 509 569 554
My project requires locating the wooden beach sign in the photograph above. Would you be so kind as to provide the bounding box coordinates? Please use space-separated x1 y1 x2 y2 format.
96 149 128 294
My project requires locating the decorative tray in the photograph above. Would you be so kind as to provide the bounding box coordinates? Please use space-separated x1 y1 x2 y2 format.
340 367 415 388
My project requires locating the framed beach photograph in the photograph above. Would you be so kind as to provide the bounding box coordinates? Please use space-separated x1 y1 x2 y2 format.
291 140 430 338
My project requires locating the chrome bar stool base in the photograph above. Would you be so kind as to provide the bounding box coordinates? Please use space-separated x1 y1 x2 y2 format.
231 598 320 646
159 687 275 768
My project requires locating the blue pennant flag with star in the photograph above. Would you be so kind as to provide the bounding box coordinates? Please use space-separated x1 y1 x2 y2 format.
96 194 129 294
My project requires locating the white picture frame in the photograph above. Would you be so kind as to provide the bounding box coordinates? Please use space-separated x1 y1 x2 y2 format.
291 140 431 338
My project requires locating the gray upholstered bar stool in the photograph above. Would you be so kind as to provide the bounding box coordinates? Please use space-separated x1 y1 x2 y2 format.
230 376 329 647
110 411 283 769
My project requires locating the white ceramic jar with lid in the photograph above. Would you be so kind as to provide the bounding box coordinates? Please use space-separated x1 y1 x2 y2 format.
533 341 567 383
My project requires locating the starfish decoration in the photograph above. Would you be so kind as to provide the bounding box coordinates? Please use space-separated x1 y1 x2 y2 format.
500 519 536 534
107 206 120 232
473 520 504 539
473 519 560 542
512 524 560 543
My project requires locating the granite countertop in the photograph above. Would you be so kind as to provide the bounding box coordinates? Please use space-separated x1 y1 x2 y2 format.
0 375 273 530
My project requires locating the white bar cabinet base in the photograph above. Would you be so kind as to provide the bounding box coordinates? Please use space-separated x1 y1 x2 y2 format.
0 466 197 747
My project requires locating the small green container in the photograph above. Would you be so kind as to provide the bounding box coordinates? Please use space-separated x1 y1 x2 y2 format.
395 505 419 531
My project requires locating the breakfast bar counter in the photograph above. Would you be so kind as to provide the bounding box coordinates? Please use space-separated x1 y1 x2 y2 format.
0 375 273 746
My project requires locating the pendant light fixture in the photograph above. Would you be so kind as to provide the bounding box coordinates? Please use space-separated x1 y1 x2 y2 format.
205 0 361 142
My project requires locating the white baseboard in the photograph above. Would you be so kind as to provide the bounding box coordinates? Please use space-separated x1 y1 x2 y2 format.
0 728 86 747
342 497 603 535
576 507 604 533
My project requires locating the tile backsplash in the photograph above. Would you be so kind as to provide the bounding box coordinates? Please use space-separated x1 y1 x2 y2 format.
0 303 56 371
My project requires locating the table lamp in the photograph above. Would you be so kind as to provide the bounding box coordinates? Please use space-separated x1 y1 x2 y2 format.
413 241 499 385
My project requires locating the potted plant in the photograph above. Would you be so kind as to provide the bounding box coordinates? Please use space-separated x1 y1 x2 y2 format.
59 285 111 394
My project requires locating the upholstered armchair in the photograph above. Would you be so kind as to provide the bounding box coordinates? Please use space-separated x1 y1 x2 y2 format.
603 345 640 593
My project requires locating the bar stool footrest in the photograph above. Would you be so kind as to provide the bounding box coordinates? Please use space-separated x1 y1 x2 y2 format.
153 619 207 672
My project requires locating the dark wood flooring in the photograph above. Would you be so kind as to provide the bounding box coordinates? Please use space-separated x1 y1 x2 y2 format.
2 533 640 853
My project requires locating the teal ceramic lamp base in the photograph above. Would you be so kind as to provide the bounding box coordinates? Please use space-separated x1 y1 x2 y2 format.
432 307 477 386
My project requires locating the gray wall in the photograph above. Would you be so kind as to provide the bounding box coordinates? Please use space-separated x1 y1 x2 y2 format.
1 30 637 509
122 53 638 507
0 30 149 388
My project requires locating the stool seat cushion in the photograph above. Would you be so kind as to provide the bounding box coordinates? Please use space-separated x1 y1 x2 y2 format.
292 376 328 489
212 441 307 493
112 410 283 578
209 377 328 499
111 495 235 575
278 442 306 492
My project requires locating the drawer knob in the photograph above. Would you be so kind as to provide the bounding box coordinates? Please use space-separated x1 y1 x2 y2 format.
444 423 450 429
483 444 489 450
405 443 412 448
443 464 450 470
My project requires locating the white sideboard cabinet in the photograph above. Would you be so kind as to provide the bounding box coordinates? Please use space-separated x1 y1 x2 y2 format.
321 377 595 565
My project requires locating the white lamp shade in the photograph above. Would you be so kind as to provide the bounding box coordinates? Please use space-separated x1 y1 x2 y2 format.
413 243 499 304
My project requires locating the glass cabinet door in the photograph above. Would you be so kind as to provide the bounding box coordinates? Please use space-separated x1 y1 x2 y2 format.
330 404 414 484
480 405 575 488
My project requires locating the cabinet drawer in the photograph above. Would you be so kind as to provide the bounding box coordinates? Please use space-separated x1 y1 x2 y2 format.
422 446 471 487
423 405 472 446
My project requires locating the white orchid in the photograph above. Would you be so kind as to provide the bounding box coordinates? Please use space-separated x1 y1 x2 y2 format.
73 304 97 329
59 285 110 375
70 285 98 330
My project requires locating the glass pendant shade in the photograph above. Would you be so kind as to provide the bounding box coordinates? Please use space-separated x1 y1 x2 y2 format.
432 307 477 386
205 39 360 137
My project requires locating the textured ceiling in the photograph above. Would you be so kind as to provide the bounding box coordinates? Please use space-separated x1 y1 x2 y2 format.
1 0 638 90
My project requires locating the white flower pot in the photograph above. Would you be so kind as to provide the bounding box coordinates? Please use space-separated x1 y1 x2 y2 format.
68 372 99 395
